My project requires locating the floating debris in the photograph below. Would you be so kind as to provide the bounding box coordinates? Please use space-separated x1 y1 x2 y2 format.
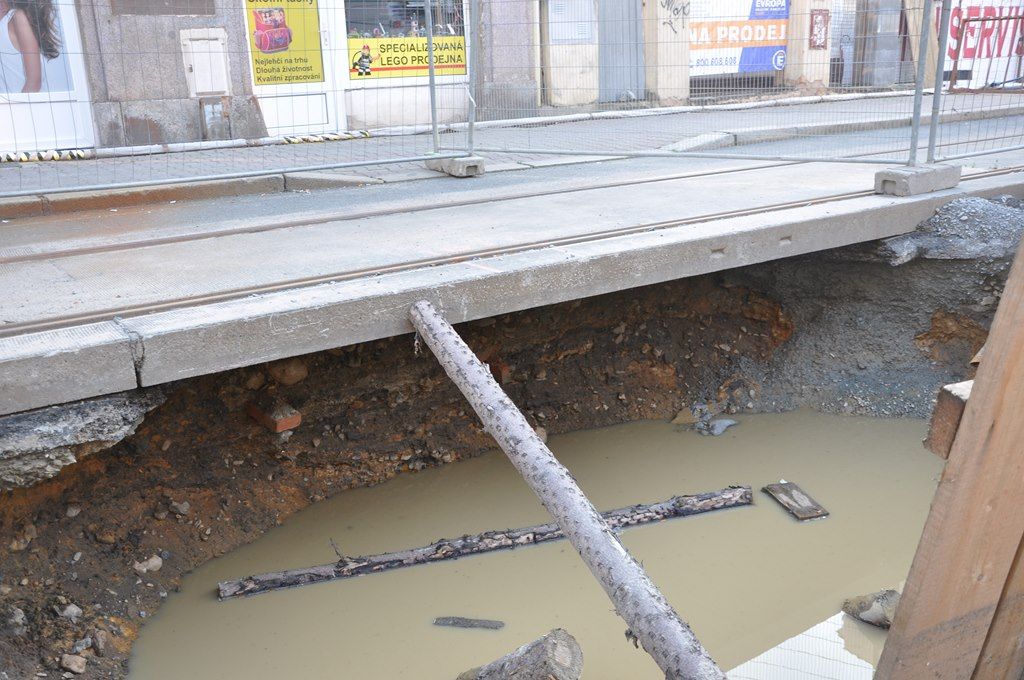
762 481 829 521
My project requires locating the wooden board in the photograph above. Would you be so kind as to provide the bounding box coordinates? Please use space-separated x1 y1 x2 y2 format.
762 482 829 521
923 380 973 459
903 0 940 89
876 253 1024 680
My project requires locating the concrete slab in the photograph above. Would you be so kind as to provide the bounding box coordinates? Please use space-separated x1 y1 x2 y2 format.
124 170 1024 387
2 162 1023 414
0 322 138 415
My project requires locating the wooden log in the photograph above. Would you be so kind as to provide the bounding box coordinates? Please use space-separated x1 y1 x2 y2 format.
456 628 583 680
409 300 725 680
217 486 751 599
876 252 1024 679
923 380 972 459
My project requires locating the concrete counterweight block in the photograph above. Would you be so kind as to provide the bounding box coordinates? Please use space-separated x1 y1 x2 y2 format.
426 155 486 178
875 164 962 197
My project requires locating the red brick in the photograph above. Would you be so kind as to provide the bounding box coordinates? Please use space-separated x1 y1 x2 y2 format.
246 395 302 433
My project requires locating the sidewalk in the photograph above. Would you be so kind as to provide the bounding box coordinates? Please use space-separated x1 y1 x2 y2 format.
0 92 1022 201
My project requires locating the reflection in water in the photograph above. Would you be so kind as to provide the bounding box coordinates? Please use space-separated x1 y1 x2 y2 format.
128 411 942 679
730 612 887 679
839 613 888 667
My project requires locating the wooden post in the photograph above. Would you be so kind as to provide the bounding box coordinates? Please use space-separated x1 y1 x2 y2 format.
876 252 1024 679
923 380 973 459
410 301 725 680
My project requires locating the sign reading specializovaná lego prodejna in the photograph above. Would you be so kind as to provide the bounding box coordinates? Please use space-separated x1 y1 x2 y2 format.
246 0 325 85
347 37 466 79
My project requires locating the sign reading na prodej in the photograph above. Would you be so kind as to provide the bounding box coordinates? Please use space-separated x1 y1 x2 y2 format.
347 37 467 79
689 0 790 77
246 0 325 86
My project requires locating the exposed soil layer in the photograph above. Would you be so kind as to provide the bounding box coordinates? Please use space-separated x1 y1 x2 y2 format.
1 196 1019 678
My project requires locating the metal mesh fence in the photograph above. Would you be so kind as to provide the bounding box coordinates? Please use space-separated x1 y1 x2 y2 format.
0 0 1023 197
0 0 472 195
450 0 1024 165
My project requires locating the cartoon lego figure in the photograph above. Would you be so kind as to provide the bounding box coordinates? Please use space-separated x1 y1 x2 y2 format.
353 44 373 76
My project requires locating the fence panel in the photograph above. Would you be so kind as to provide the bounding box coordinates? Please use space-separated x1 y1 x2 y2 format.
446 0 940 165
2 0 1024 198
0 0 467 197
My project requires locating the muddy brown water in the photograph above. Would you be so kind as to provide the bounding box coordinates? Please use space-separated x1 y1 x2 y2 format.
127 411 942 679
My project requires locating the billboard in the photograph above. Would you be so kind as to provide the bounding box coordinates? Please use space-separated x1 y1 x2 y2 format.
0 2 76 94
689 0 790 77
347 36 467 79
245 0 325 86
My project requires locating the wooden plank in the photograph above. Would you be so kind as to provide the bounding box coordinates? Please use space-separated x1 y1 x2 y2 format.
924 380 973 459
903 1 939 89
975 537 1024 677
762 481 829 521
876 253 1024 680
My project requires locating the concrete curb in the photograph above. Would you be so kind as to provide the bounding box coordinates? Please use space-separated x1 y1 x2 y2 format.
283 172 384 191
661 104 1024 153
1 176 286 219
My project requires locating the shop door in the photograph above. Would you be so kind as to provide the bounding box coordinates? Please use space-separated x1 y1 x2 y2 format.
598 0 646 103
0 1 94 153
245 0 347 136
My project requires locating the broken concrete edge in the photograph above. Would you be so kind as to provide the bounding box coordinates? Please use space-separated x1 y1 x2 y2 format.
924 379 974 459
3 169 1021 419
0 388 166 490
875 164 963 197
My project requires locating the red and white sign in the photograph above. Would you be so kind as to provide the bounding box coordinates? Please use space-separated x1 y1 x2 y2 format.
943 0 1024 89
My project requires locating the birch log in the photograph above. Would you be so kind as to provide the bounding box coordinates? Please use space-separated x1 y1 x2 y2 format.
217 486 751 599
409 300 725 680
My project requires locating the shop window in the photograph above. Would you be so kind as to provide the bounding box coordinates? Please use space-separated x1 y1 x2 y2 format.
111 0 216 16
345 1 467 80
344 0 464 38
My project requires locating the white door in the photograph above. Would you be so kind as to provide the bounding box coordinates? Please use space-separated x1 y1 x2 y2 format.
0 1 94 152
244 0 346 136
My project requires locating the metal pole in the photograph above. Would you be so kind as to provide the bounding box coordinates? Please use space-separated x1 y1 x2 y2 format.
465 0 479 154
908 0 935 166
424 0 441 154
928 0 954 163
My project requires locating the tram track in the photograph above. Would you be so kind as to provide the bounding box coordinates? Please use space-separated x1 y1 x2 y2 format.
2 163 1021 339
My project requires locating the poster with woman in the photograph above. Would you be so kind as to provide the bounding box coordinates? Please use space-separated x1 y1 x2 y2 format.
0 0 73 93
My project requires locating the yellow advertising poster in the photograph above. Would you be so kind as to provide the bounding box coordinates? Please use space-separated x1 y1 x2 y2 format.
347 37 466 79
245 0 324 85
